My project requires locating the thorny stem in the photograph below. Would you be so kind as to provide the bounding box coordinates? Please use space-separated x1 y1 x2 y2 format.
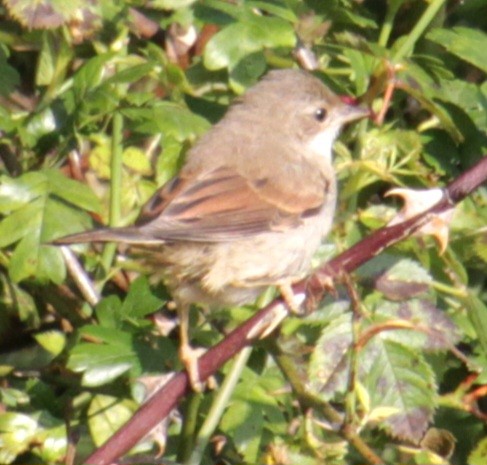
84 154 487 465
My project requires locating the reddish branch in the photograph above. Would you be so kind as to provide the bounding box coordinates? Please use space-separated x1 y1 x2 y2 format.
84 155 487 465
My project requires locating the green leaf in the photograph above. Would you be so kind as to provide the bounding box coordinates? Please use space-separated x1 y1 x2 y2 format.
71 53 113 102
46 169 100 213
462 293 487 355
204 13 296 70
34 330 66 357
427 27 487 73
398 79 464 143
0 413 37 464
3 0 86 29
0 171 97 283
121 276 165 319
229 50 267 93
220 400 263 463
0 198 42 248
122 147 153 176
469 436 487 465
95 295 124 329
79 325 133 347
246 1 298 22
308 312 353 399
68 341 138 387
374 299 460 351
0 47 20 97
87 394 137 446
374 258 432 300
436 79 487 131
0 172 48 214
362 341 436 443
122 102 210 140
22 107 57 148
36 32 58 86
151 0 197 9
104 62 156 85
155 136 185 186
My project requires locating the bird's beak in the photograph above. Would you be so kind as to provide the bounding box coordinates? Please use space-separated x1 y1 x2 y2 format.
335 101 370 124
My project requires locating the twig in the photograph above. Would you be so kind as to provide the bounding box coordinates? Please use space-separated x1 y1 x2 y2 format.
84 155 487 465
61 246 100 306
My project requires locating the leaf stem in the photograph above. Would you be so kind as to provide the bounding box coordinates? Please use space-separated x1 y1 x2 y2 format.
184 346 253 465
178 393 204 463
392 0 446 63
378 0 404 47
101 111 123 271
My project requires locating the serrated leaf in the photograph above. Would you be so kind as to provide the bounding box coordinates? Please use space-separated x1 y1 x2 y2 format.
375 259 432 300
342 128 424 198
362 340 436 443
374 299 460 351
308 312 353 398
427 27 487 74
4 0 86 29
121 277 165 319
87 394 137 446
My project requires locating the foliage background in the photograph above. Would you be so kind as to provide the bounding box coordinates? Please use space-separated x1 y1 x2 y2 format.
0 0 486 464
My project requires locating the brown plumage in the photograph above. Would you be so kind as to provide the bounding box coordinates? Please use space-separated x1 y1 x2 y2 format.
54 69 369 389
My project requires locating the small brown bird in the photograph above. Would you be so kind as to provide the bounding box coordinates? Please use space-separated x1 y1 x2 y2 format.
55 69 368 389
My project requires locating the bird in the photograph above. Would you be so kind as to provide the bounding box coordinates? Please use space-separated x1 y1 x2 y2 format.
54 69 369 390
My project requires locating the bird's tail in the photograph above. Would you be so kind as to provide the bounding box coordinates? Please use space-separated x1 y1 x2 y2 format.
51 227 164 245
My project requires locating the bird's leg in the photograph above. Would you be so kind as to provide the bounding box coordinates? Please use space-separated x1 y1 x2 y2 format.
279 282 306 315
178 303 204 392
248 283 305 340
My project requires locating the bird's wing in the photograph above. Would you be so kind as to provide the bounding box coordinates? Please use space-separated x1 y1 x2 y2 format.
135 165 329 242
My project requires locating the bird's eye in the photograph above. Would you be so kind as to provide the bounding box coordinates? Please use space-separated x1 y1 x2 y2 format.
314 108 327 122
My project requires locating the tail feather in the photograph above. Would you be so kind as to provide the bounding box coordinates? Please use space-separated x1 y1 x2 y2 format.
51 227 165 245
